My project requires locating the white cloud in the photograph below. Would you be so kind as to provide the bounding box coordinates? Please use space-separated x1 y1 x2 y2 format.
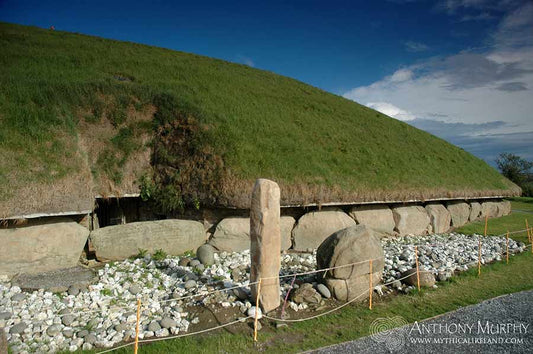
343 2 533 137
404 41 430 52
390 68 414 82
366 102 416 121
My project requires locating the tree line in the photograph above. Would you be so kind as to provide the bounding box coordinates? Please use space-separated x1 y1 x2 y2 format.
496 153 533 197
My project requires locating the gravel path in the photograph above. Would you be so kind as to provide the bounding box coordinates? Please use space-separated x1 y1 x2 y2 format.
311 289 533 354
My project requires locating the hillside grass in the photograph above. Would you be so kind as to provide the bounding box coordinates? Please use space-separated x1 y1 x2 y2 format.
0 22 517 215
79 198 533 353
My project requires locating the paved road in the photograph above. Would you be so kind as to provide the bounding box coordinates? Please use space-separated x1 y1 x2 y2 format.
310 290 533 354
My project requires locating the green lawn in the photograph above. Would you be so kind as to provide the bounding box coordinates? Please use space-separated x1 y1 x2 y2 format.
89 198 533 353
0 22 517 215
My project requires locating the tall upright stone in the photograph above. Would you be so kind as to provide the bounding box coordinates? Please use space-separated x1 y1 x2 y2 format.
250 179 281 313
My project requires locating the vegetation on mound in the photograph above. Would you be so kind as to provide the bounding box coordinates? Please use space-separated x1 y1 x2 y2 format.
0 22 518 215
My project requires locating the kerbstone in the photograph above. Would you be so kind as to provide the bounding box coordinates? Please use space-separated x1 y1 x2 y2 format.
349 205 395 236
292 210 356 251
0 218 89 277
425 204 451 234
392 206 431 236
90 220 205 261
447 202 470 228
209 216 294 252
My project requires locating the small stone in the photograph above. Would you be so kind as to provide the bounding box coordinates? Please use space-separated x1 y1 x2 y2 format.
148 321 161 332
11 293 26 301
129 284 142 295
67 286 80 296
62 315 75 326
247 306 262 320
9 322 27 334
160 317 177 329
316 284 331 299
0 312 12 320
437 272 449 282
63 328 74 338
291 283 322 304
85 333 97 344
232 287 248 301
195 264 205 272
197 244 215 266
184 280 196 289
179 257 191 267
155 328 170 337
47 324 61 336
392 280 402 289
82 343 93 351
276 323 288 329
77 329 89 338
115 323 130 332
189 260 201 267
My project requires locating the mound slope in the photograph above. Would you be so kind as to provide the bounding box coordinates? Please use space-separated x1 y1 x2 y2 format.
0 23 519 217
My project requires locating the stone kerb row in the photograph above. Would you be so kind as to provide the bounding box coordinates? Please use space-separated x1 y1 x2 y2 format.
0 199 512 277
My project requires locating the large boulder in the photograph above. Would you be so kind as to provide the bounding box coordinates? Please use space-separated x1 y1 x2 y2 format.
317 225 384 301
446 202 470 228
209 216 294 252
401 268 436 287
90 220 205 261
469 202 482 221
498 200 512 216
392 206 431 236
348 205 395 236
0 218 89 277
292 209 356 251
481 201 499 218
209 217 249 252
425 204 451 234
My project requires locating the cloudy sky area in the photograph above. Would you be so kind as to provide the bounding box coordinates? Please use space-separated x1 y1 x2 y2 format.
1 0 532 167
344 0 533 165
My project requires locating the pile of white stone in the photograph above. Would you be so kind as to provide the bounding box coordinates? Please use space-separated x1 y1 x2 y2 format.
0 233 525 353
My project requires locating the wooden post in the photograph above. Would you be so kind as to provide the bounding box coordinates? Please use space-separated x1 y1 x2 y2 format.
134 298 141 354
369 260 373 310
414 246 420 291
526 219 531 243
506 231 509 264
254 278 262 342
478 237 482 276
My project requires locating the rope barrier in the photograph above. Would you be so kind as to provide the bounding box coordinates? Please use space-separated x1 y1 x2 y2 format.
12 222 530 353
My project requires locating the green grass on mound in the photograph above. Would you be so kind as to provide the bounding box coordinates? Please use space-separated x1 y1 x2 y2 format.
0 22 518 215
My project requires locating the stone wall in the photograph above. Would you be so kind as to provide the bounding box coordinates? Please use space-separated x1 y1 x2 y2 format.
0 198 513 277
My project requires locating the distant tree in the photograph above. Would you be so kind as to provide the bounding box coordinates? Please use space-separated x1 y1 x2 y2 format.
496 153 533 196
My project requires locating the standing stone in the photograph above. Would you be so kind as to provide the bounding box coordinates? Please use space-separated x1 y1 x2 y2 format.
392 206 431 236
447 202 470 228
469 202 482 221
292 210 356 251
425 204 451 234
250 179 281 313
349 205 395 236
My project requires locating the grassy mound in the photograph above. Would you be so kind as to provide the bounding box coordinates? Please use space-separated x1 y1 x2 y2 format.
0 22 519 217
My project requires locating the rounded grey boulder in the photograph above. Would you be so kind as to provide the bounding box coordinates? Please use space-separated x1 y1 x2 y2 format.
197 244 215 266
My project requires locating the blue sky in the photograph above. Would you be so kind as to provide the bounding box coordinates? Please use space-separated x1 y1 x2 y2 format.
1 0 532 166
